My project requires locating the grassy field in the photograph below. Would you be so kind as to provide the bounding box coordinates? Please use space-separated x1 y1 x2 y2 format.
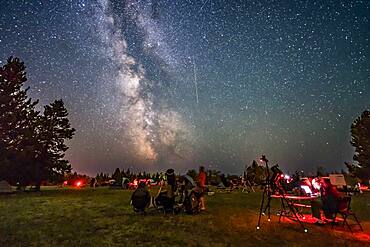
0 187 369 247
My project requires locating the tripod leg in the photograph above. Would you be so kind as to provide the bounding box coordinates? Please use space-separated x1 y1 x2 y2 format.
278 198 286 223
263 195 271 214
247 181 255 192
263 186 272 216
285 198 308 232
267 195 271 221
353 214 363 231
257 188 267 229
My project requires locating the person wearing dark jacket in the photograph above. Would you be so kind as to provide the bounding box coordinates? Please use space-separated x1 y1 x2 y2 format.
311 178 342 224
131 181 151 213
165 168 176 198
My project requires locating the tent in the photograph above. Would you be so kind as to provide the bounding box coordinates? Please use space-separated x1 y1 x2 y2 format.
182 175 195 187
0 180 12 193
217 182 226 189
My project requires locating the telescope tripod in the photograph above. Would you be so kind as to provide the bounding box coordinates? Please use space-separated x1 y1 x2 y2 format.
256 156 308 233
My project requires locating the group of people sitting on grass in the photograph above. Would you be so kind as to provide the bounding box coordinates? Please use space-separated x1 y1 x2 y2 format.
130 166 207 214
130 166 352 226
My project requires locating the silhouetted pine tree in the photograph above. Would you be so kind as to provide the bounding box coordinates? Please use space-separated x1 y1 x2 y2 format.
0 57 75 189
0 57 39 185
126 168 131 178
121 169 126 177
350 110 370 182
245 160 265 185
112 168 122 184
33 100 75 190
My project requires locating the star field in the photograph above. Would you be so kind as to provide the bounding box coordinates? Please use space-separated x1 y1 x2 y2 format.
1 0 369 175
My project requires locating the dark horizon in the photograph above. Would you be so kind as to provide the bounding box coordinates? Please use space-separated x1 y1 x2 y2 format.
1 0 369 176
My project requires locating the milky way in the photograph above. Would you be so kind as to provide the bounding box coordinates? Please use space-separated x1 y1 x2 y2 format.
0 0 369 175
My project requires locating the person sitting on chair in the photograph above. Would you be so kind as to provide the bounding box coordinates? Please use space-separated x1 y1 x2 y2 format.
131 181 151 213
311 178 342 224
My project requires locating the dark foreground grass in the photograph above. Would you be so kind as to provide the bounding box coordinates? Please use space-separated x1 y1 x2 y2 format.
0 187 369 247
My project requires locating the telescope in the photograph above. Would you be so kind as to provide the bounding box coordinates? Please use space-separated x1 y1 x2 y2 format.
256 155 308 232
260 155 268 163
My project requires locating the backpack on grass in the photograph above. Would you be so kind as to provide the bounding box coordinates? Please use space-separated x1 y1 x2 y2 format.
183 190 200 214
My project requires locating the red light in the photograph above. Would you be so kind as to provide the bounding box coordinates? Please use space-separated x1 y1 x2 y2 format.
63 181 68 185
280 174 284 178
75 180 83 187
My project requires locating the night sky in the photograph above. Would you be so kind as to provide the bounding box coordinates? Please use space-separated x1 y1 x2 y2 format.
1 0 369 175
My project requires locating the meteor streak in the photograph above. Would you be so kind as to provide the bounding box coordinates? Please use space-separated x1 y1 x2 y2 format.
192 56 199 104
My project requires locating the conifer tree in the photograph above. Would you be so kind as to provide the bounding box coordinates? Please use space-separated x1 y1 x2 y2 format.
33 100 75 190
112 168 122 185
0 57 39 184
0 57 75 189
350 110 370 182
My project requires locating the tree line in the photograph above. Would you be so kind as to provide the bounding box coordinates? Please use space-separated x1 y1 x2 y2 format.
96 168 173 186
347 110 370 183
0 57 75 190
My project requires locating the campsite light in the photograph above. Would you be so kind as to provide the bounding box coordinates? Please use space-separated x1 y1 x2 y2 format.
75 180 83 187
256 226 260 230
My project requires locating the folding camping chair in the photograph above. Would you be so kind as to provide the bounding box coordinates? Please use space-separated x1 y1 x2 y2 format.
331 196 363 233
242 179 255 193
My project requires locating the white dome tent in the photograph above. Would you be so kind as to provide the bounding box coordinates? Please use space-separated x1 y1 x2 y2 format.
0 180 12 194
